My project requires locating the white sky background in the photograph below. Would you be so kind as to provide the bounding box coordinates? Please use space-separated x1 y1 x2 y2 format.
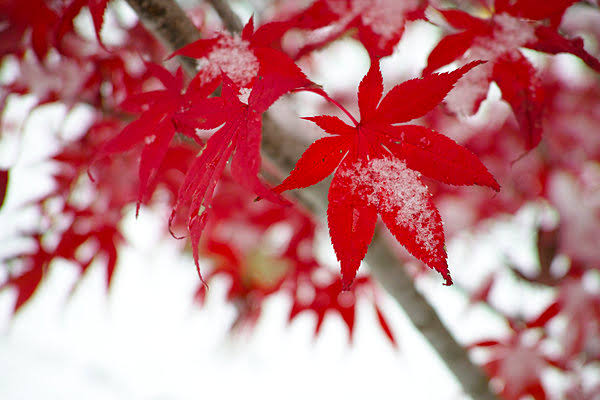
0 2 564 399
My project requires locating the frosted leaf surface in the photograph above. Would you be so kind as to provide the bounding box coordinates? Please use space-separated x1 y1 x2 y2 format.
196 36 259 87
340 157 438 253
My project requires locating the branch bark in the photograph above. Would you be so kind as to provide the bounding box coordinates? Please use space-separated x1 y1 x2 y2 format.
123 1 500 399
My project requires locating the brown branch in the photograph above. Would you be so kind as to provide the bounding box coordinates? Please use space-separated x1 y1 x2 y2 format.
206 0 243 32
124 0 200 75
124 0 500 399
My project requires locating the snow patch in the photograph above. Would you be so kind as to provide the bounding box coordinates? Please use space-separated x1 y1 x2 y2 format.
341 157 438 253
237 87 252 104
197 35 259 88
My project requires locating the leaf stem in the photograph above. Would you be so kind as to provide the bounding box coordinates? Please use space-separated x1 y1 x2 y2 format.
296 87 359 127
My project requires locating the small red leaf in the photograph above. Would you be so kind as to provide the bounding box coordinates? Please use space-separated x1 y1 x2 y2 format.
249 48 312 113
528 301 561 328
241 15 254 41
530 26 600 73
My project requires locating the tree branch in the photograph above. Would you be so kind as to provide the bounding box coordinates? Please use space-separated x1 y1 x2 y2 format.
124 0 499 398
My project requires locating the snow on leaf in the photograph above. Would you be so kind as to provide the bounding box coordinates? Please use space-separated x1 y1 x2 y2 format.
340 157 451 285
171 18 296 89
438 12 538 118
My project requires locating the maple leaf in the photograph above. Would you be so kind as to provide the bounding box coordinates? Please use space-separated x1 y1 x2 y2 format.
426 3 600 150
170 43 317 280
275 60 499 288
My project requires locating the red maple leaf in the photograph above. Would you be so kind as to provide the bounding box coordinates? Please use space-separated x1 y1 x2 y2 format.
169 45 317 280
425 1 600 150
275 59 499 288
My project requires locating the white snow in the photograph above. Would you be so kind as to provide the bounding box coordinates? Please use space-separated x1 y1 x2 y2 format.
237 87 252 105
197 35 259 88
341 157 438 253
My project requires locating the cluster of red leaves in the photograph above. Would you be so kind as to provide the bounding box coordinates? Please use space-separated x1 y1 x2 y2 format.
1 0 600 397
0 0 108 60
273 0 427 59
424 63 600 399
424 0 600 150
1 118 134 312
